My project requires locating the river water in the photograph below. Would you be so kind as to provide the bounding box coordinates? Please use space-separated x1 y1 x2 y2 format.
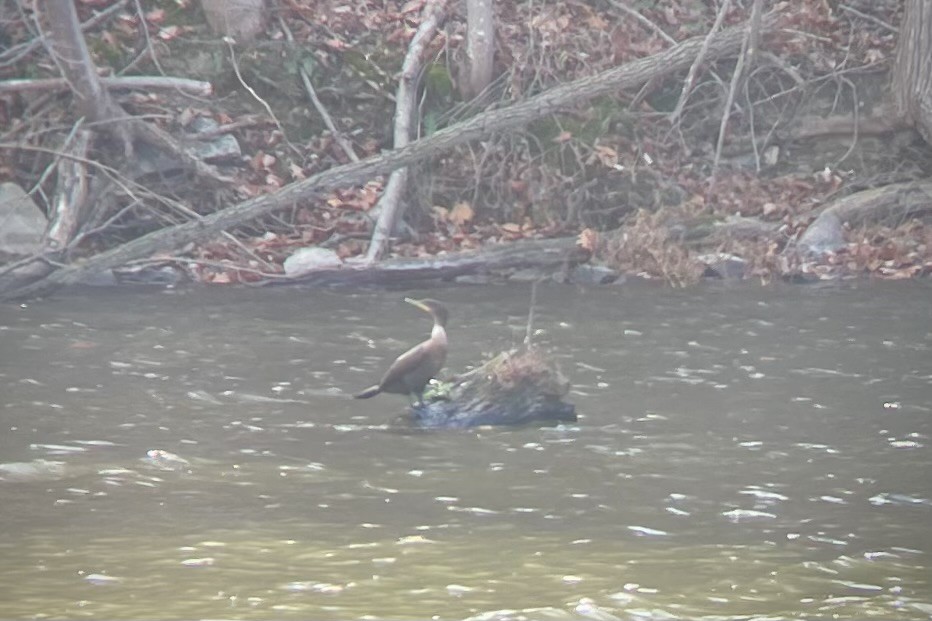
0 281 930 620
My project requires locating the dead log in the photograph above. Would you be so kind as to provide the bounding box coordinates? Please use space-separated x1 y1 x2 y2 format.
792 180 932 257
816 180 932 227
406 348 577 429
277 237 588 286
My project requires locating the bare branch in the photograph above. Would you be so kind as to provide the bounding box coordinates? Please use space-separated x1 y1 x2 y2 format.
366 0 449 262
279 17 358 163
0 76 212 96
669 0 731 126
712 0 765 179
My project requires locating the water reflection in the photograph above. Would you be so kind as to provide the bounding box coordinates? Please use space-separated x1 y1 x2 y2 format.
0 282 930 619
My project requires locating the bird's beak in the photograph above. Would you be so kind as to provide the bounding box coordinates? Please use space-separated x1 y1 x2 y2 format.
404 297 431 313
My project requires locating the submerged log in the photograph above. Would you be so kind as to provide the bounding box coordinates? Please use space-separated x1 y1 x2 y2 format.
407 348 577 429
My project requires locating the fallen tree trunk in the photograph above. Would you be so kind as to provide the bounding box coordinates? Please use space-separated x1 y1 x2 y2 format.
275 237 588 286
0 10 780 301
814 180 932 227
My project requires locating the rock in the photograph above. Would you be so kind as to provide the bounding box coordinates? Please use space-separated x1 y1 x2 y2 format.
283 247 343 276
201 0 266 43
189 117 241 163
569 264 619 285
798 211 845 256
697 252 748 279
0 182 46 256
132 118 241 178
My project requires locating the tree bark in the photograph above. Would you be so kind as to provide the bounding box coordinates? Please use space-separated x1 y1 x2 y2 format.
893 0 932 145
464 0 495 99
43 0 132 150
0 10 780 301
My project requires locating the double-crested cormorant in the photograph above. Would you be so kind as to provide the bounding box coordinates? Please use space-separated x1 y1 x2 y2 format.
354 298 448 404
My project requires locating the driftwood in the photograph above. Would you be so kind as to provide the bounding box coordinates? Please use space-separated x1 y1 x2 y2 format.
406 348 577 429
0 11 779 301
278 237 588 286
813 180 932 227
367 0 449 261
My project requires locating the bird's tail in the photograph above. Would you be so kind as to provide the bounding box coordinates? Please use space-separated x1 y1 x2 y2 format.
354 385 381 399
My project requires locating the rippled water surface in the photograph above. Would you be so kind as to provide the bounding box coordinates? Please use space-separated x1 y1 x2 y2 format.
1 282 930 620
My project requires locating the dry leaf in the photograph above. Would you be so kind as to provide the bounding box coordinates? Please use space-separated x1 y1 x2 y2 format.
449 201 474 227
157 25 182 41
594 145 618 168
146 9 166 24
577 228 598 253
401 0 424 14
553 131 572 143
509 179 528 194
324 38 349 51
289 163 306 180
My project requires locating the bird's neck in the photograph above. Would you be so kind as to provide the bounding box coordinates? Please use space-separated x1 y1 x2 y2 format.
431 322 447 344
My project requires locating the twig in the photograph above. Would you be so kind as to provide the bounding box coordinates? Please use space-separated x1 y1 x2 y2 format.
669 0 731 126
523 279 540 348
0 0 129 67
221 231 278 272
743 72 761 172
0 76 212 96
131 0 166 75
190 114 273 138
839 4 898 33
711 0 764 179
606 0 677 45
224 37 299 155
835 76 860 166
126 257 281 278
278 17 358 162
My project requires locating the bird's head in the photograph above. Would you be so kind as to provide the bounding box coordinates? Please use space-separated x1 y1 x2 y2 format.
405 298 448 328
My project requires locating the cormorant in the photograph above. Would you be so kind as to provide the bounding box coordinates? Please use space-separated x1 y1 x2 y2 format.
354 298 448 405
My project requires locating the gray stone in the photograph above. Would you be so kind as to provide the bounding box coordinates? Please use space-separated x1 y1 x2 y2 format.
799 211 845 256
189 117 241 162
283 247 343 276
0 182 46 256
132 118 241 177
569 264 619 285
697 252 748 279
